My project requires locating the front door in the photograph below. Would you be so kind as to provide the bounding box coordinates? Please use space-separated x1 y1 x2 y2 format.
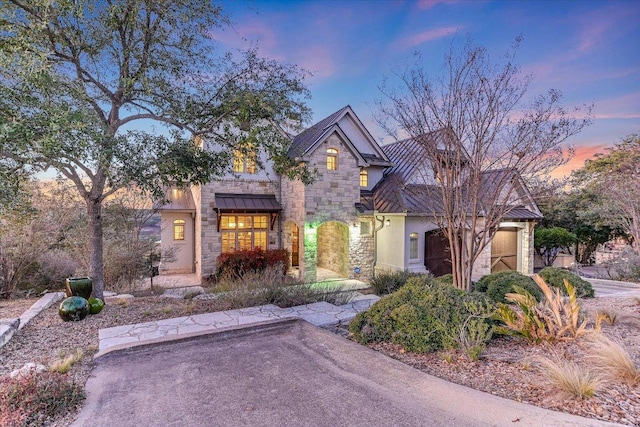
491 227 519 272
291 223 299 267
424 229 452 277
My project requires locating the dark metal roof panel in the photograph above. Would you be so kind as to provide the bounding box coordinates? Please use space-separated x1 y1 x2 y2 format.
288 106 350 158
503 206 543 220
214 193 281 212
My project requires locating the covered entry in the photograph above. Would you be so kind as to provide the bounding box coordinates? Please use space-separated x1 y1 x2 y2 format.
424 229 452 277
491 227 519 272
317 221 349 277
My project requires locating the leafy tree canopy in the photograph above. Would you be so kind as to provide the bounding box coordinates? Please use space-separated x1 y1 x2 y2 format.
572 133 640 252
0 0 312 298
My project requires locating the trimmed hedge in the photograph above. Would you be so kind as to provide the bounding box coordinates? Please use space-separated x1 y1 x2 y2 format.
538 267 594 298
474 271 542 303
216 248 289 277
349 276 494 353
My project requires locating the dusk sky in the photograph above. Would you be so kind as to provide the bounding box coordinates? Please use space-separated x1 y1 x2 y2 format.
213 0 640 177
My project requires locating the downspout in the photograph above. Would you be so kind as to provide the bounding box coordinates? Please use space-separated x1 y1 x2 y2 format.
373 213 386 278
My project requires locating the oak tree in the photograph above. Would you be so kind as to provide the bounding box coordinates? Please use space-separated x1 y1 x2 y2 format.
0 0 311 299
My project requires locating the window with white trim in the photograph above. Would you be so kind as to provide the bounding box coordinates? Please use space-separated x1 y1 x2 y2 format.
173 219 185 240
409 232 419 260
327 148 338 170
220 214 268 252
233 149 256 174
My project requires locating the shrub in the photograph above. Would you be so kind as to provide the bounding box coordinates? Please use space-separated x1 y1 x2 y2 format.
538 267 594 298
602 247 640 282
30 250 79 293
474 271 542 303
494 275 589 343
216 248 289 277
368 270 424 295
0 372 85 426
350 278 495 354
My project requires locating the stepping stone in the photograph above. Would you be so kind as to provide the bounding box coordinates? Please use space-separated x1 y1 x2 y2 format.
162 286 205 299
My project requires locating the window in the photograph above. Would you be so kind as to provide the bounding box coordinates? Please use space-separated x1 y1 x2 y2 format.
232 149 256 174
173 220 185 241
327 148 338 170
360 221 371 236
220 214 268 252
359 169 368 187
409 232 419 260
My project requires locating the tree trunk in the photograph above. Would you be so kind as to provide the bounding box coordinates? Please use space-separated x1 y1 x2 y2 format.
86 198 105 300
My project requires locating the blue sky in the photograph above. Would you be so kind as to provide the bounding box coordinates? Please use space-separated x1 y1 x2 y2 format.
213 0 640 177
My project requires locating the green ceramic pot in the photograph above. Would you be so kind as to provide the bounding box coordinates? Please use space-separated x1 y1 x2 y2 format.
88 297 105 315
65 277 93 300
59 296 89 322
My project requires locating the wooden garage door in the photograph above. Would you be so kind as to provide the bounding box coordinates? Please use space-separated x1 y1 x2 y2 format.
491 228 518 272
424 230 452 277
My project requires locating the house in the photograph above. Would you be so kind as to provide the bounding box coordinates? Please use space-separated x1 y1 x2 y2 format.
157 106 541 283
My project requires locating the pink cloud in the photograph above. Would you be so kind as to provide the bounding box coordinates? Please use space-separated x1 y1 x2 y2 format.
396 26 461 50
292 45 337 80
551 144 610 178
592 92 640 120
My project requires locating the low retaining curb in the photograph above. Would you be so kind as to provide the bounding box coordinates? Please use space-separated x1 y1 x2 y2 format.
0 292 65 350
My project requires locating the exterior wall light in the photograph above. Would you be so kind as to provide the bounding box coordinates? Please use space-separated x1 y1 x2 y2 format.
385 219 391 227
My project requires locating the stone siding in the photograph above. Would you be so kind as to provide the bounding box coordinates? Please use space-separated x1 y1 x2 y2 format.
198 179 281 277
317 221 349 276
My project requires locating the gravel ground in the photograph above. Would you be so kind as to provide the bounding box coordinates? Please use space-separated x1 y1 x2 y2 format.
1 294 639 426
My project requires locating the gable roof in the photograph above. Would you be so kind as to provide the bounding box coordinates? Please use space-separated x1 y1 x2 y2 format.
288 106 392 166
367 132 541 220
381 128 465 182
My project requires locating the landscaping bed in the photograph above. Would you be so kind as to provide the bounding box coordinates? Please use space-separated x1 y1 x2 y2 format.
1 293 639 426
358 295 640 426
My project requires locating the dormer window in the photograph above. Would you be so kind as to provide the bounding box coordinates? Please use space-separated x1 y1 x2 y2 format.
233 148 256 174
327 148 338 170
359 169 368 187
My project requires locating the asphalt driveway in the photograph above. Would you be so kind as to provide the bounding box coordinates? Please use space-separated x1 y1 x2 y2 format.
73 319 613 427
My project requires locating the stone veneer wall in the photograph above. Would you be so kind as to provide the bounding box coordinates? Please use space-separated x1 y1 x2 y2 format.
299 133 364 282
317 221 349 276
350 216 375 279
198 179 280 277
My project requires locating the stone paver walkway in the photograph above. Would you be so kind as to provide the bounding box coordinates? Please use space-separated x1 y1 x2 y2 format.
97 294 379 357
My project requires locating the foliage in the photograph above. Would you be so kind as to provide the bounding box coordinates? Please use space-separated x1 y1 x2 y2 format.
216 248 289 277
536 186 622 265
0 1 312 300
0 183 83 299
600 247 640 282
534 227 577 267
572 133 640 254
0 372 84 427
206 265 353 308
375 36 591 290
494 275 589 343
585 334 640 386
538 267 594 298
49 349 85 375
474 271 542 303
368 270 424 295
349 278 495 354
532 356 602 399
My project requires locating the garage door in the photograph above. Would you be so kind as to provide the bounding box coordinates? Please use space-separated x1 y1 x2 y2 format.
424 230 452 277
491 228 518 272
